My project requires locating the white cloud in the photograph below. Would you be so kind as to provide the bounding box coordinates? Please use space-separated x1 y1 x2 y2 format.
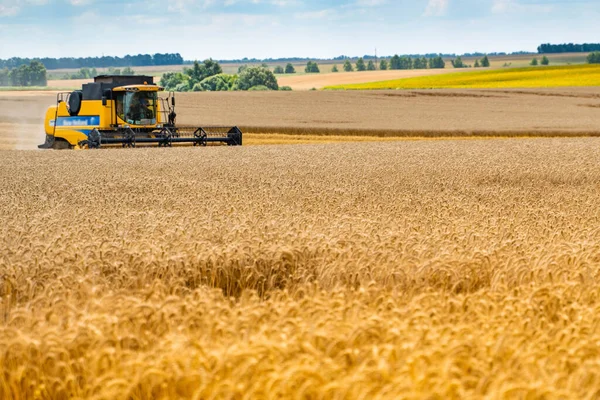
0 5 19 16
355 0 387 6
492 0 553 14
0 0 47 17
168 0 298 12
423 0 448 17
295 8 335 20
70 0 93 5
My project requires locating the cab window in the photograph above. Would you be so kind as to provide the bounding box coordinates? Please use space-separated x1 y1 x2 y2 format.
115 91 157 125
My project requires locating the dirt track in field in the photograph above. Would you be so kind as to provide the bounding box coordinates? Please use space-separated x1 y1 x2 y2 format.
1 87 599 150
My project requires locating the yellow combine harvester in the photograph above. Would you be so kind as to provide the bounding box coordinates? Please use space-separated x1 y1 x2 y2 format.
39 75 242 149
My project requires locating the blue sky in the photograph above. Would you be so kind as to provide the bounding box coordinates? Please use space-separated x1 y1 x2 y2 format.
0 0 598 59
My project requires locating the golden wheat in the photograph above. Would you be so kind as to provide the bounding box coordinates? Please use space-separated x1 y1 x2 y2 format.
1 139 600 399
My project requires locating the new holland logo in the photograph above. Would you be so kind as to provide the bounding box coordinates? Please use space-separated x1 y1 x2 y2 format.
50 116 100 127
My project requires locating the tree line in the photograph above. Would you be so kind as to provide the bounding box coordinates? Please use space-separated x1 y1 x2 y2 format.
538 43 600 54
275 55 448 75
0 53 183 70
0 61 47 87
160 59 290 92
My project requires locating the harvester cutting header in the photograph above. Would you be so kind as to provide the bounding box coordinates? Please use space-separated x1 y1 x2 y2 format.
39 75 242 149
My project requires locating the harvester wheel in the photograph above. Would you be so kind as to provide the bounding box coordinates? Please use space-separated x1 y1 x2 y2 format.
51 138 72 150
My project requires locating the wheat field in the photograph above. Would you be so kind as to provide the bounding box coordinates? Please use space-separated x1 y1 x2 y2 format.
1 139 600 399
327 65 600 90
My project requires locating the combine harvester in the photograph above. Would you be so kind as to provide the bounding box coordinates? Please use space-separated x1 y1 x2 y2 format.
39 75 242 149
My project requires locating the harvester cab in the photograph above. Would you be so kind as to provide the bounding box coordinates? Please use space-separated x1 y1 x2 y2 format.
39 75 242 149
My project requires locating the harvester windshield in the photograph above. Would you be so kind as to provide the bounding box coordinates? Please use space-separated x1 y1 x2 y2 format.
116 91 157 126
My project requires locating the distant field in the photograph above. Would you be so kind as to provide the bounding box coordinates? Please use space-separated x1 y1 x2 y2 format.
2 87 600 150
327 65 600 90
42 53 593 91
276 69 464 90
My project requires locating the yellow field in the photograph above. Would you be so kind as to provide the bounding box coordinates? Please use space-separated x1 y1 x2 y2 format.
327 64 600 90
2 139 600 398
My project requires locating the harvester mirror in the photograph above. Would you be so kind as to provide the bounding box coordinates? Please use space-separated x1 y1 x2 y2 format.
101 96 107 106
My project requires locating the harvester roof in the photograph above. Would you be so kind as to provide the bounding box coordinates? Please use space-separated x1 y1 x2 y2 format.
94 75 154 85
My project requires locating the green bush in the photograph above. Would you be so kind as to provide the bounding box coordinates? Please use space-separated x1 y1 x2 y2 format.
541 56 549 66
236 66 278 91
248 85 271 91
379 60 388 70
480 55 490 67
530 58 539 66
160 72 188 91
367 60 376 71
332 65 339 73
285 63 296 74
174 82 190 92
343 60 353 72
279 86 292 91
587 52 600 64
305 61 320 73
199 74 236 91
451 56 465 68
274 66 284 74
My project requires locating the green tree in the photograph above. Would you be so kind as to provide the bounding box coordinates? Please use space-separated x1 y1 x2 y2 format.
429 56 445 69
238 65 248 74
343 60 353 72
474 59 481 68
356 57 366 71
305 61 320 73
389 55 401 70
541 56 549 66
530 58 539 66
235 66 278 90
185 59 222 86
480 55 490 67
331 65 339 72
122 67 135 75
195 74 237 91
284 63 296 73
0 68 9 86
399 56 412 70
451 56 465 68
588 52 600 64
160 72 188 91
273 65 284 74
413 57 428 69
367 60 376 71
91 67 98 77
27 61 47 86
9 65 30 86
379 59 388 70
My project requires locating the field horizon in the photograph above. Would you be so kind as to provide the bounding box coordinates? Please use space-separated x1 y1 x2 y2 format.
326 64 600 90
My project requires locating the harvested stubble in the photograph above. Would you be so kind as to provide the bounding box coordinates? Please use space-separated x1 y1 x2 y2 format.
1 139 600 399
